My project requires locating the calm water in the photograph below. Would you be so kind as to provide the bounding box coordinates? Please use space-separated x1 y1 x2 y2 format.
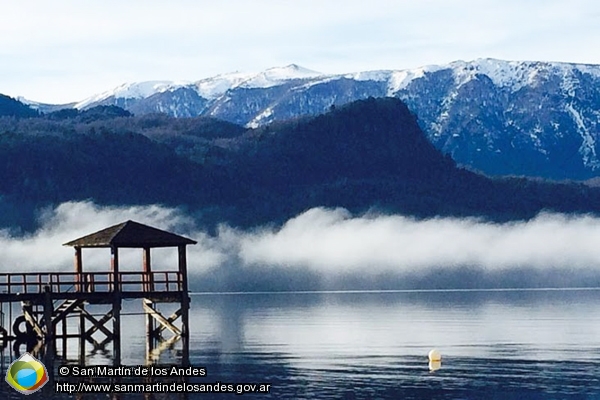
3 289 600 399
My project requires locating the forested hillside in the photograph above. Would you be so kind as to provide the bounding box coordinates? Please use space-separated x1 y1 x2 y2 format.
1 98 600 231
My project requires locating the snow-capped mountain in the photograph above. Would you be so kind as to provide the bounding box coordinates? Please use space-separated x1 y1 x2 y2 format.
74 80 180 109
399 59 600 179
72 64 324 117
45 59 600 180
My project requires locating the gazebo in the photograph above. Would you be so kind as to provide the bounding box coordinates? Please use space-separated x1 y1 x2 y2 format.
63 220 197 293
62 220 197 363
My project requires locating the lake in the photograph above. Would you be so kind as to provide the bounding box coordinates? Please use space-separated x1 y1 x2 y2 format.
3 289 600 399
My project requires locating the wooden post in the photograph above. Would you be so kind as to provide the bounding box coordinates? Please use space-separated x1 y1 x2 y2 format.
143 247 155 358
145 300 155 357
74 247 82 292
79 306 85 363
43 286 53 343
42 285 55 372
178 246 189 299
62 315 67 358
111 246 120 293
142 247 152 292
178 245 190 365
111 246 121 365
113 301 121 366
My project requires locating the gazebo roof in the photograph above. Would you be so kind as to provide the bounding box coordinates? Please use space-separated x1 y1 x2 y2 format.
63 220 197 248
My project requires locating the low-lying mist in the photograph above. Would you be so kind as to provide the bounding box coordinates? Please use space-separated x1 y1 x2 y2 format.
1 201 600 291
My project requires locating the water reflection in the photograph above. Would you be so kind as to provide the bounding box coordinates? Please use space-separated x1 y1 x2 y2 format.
3 289 600 399
189 289 600 398
428 360 442 372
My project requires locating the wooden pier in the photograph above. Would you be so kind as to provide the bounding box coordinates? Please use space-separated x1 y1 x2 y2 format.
0 220 196 368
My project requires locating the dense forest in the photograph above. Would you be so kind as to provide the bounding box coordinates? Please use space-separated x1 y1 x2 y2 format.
0 94 39 118
1 97 600 232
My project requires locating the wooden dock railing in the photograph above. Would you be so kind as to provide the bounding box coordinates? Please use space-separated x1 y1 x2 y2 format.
0 271 182 295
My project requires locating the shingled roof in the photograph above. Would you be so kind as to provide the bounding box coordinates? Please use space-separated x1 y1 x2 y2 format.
63 220 197 248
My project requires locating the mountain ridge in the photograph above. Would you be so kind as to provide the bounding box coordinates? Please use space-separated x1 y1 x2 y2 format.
10 58 600 180
26 58 598 112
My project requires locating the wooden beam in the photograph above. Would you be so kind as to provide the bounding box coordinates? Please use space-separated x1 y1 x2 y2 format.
78 307 114 340
143 301 181 336
152 308 182 337
23 307 44 338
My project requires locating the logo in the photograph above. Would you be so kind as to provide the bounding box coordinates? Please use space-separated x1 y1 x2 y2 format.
5 353 49 395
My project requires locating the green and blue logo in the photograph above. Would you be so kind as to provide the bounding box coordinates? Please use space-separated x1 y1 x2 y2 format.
5 353 49 395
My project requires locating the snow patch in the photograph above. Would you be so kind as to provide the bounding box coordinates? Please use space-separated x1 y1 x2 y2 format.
450 59 532 91
575 64 600 79
239 64 323 89
388 65 443 94
560 67 579 97
247 107 274 129
294 76 341 91
346 70 392 82
15 96 43 110
449 58 563 92
566 103 599 169
193 64 323 98
194 71 255 99
449 58 600 93
75 81 183 109
16 96 35 105
529 125 548 155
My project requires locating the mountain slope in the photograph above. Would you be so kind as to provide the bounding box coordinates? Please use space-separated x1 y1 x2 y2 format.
59 59 600 180
396 60 600 180
217 97 600 224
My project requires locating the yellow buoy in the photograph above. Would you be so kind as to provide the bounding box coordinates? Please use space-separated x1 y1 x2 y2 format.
428 348 442 362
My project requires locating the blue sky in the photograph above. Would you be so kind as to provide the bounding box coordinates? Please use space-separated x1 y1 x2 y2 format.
2 0 599 103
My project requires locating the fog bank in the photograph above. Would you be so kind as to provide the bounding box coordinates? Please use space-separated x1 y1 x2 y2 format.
1 202 599 290
236 207 600 271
